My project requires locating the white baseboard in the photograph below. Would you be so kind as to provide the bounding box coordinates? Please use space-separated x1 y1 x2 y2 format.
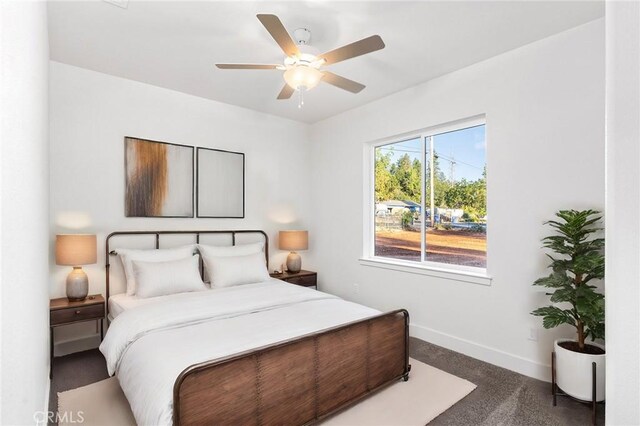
54 334 101 357
44 375 50 407
41 373 51 424
410 323 551 382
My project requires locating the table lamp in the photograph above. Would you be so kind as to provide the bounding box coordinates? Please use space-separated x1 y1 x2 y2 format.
56 234 97 301
279 230 308 273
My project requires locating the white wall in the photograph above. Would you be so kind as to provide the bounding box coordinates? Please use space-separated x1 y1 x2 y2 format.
605 2 640 424
308 19 604 381
49 62 312 347
0 1 51 423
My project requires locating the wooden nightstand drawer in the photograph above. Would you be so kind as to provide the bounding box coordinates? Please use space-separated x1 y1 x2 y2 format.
285 274 317 287
50 303 104 326
49 294 105 378
271 270 318 288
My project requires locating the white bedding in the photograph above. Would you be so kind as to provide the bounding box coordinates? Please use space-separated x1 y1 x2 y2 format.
100 280 379 426
108 288 210 320
108 294 140 319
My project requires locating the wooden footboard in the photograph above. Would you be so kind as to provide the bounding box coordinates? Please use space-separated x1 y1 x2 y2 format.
173 309 410 425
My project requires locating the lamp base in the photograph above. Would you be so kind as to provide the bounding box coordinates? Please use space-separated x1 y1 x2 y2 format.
286 252 302 273
66 266 88 302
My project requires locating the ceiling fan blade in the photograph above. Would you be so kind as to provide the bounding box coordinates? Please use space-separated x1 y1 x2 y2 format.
216 64 281 70
257 14 300 57
277 84 295 100
322 71 365 93
319 35 385 66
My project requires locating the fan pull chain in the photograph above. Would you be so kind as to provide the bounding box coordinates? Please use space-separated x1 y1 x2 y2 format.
298 87 304 109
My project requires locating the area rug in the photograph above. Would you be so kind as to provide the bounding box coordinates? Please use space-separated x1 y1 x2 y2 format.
58 358 476 426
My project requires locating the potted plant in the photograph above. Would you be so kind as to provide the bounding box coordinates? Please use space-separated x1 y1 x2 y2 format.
531 209 605 402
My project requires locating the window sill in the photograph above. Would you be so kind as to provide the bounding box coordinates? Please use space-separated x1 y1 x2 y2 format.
358 257 492 286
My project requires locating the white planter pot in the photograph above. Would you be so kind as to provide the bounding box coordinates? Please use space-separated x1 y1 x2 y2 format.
554 338 605 402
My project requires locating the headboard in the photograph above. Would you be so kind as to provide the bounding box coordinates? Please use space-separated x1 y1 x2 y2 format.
105 230 269 316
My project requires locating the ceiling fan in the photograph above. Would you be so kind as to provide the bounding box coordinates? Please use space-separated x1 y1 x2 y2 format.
216 14 385 108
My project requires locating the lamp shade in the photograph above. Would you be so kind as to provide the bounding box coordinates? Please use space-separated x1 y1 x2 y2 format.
283 66 323 91
55 234 97 266
279 231 308 251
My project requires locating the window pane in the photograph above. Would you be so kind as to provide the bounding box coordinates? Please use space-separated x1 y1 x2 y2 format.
374 137 422 262
424 125 486 268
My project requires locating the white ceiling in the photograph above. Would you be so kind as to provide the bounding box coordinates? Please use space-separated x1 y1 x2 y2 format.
48 1 604 123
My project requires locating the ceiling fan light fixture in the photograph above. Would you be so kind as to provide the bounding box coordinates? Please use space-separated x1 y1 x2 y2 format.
283 65 323 91
216 14 384 105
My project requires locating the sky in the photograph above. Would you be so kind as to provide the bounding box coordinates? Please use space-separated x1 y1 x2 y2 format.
376 124 486 182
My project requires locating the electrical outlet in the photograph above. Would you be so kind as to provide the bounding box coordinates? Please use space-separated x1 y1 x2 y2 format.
528 328 538 342
353 283 360 295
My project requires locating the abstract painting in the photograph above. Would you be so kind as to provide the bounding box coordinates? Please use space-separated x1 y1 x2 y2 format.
196 147 244 218
125 137 194 217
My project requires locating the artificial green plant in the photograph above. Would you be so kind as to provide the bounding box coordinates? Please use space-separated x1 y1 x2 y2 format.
531 209 605 351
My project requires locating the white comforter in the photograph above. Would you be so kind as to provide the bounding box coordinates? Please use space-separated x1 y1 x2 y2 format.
99 280 379 426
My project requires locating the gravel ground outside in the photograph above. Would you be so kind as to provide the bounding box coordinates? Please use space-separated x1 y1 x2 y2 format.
375 228 487 267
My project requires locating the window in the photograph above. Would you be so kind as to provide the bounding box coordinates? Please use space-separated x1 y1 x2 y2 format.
371 120 486 271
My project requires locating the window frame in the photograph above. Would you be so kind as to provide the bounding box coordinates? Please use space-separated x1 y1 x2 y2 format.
362 115 491 285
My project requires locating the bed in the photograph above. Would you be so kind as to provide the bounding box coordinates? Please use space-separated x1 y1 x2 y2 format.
101 230 410 426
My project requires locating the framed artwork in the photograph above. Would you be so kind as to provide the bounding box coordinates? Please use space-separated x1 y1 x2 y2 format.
196 147 245 218
124 137 194 217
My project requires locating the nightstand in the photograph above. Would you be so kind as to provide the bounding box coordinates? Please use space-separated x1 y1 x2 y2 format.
271 270 317 288
49 294 105 378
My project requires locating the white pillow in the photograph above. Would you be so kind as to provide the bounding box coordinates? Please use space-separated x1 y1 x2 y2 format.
197 242 264 283
197 242 264 258
203 252 270 288
118 245 196 295
132 255 206 298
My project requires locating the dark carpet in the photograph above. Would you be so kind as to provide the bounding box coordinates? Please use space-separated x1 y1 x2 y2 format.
409 338 604 425
49 337 603 425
